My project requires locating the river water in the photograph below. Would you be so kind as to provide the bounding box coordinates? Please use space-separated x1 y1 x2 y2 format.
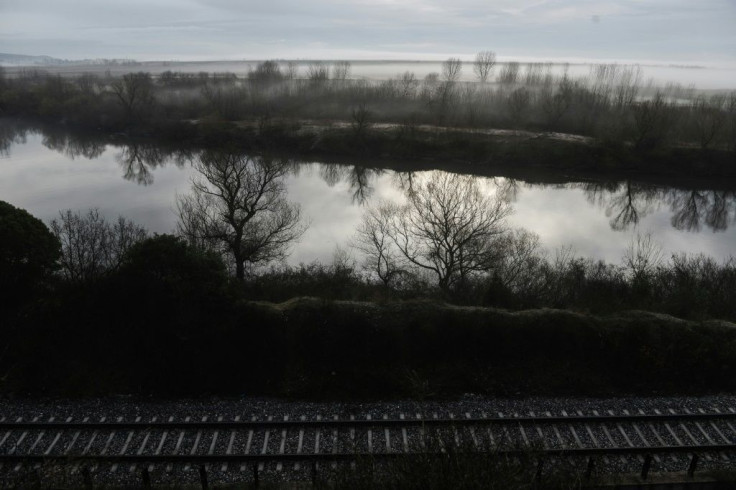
1 125 734 267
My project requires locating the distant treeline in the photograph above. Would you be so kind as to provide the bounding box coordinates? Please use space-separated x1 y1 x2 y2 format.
1 200 735 398
1 59 735 178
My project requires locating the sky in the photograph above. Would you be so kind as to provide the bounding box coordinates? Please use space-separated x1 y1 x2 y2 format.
1 0 735 65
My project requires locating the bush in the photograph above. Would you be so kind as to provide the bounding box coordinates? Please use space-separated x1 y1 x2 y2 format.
249 60 284 83
4 234 233 395
50 209 147 283
111 234 231 349
0 200 60 310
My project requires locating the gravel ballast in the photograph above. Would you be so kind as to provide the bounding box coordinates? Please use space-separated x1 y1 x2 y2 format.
1 394 735 487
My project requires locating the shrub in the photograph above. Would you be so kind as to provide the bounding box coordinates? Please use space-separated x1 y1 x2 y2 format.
50 209 147 283
0 200 60 310
116 233 229 304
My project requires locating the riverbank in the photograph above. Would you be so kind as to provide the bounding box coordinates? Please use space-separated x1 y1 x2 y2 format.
146 117 736 181
4 116 736 183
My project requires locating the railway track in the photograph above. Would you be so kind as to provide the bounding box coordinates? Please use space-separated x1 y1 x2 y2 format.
1 406 736 486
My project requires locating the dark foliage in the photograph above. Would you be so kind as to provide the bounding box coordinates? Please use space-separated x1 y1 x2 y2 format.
3 234 232 395
4 291 736 398
1 202 735 400
0 200 60 312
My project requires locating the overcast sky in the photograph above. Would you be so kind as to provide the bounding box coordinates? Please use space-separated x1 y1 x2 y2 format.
1 0 735 65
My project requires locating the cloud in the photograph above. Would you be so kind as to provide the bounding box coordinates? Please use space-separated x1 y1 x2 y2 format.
1 0 734 63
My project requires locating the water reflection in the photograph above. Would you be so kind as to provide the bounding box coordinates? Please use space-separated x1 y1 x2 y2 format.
669 189 736 232
0 120 194 185
584 181 659 230
582 181 736 232
392 171 417 196
41 131 106 161
319 163 383 204
493 177 524 203
2 120 735 235
115 143 191 186
0 121 28 157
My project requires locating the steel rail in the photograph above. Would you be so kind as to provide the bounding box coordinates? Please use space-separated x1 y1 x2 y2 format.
0 443 735 464
1 411 735 430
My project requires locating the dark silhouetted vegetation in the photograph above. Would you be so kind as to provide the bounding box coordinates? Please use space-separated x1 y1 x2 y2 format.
0 202 735 399
50 208 148 282
0 200 60 312
249 233 736 324
176 150 306 280
355 172 511 292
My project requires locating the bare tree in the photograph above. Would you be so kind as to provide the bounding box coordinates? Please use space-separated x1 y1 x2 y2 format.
726 91 736 153
176 151 307 280
351 101 371 139
523 62 546 85
360 172 511 292
498 62 520 85
353 202 407 288
332 61 351 81
690 94 726 149
109 72 155 121
39 131 105 161
632 91 677 150
75 73 100 95
704 190 735 232
398 71 419 97
249 60 283 83
426 59 462 125
424 72 439 85
460 84 479 126
612 65 642 108
0 66 7 116
442 57 462 83
346 166 377 204
623 232 663 282
492 228 544 293
473 51 497 83
670 189 709 232
507 87 531 126
201 79 243 120
115 142 170 185
306 62 329 83
50 209 148 282
541 77 574 126
319 163 347 187
285 61 299 80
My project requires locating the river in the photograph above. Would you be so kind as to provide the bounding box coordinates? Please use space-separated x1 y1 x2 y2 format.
1 123 734 266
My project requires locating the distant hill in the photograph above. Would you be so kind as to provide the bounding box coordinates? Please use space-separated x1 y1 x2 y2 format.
0 53 72 66
0 53 141 67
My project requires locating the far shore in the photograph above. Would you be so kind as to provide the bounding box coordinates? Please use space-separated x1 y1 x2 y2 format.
38 115 736 182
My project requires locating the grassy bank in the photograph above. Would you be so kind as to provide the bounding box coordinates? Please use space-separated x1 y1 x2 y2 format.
211 119 736 180
4 296 735 399
5 115 736 184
